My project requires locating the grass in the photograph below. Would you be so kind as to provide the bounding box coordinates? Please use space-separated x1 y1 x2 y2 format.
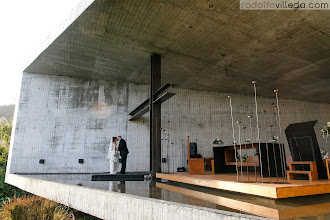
0 195 100 220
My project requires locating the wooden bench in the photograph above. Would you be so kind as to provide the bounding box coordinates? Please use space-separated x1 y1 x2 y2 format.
287 161 318 181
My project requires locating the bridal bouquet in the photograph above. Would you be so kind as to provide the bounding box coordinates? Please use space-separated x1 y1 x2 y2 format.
112 157 118 163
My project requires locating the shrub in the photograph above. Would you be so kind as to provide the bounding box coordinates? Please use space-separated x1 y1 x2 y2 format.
0 119 26 202
0 195 72 220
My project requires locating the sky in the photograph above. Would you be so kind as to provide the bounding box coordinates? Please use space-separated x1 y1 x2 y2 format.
0 0 82 106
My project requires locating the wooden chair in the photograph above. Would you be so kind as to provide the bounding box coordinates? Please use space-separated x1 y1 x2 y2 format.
187 136 204 175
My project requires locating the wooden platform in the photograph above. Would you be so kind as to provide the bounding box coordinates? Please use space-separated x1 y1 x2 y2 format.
156 182 330 219
156 172 330 199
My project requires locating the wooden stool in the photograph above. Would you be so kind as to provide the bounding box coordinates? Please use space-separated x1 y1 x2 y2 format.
287 161 318 181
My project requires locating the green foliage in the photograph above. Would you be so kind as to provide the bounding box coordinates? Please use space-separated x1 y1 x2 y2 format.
212 137 223 145
0 117 8 127
0 118 8 147
0 119 26 203
0 195 72 220
1 119 12 146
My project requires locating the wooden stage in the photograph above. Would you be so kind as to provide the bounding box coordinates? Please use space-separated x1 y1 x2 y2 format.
156 181 330 219
156 172 330 199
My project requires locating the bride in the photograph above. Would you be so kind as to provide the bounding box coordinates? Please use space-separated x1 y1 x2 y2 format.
107 137 119 174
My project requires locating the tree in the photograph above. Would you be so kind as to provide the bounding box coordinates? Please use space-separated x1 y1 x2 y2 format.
0 119 26 203
0 117 8 147
1 118 12 146
0 117 8 127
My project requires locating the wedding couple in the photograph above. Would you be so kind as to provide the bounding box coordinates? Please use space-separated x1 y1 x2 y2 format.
107 136 129 174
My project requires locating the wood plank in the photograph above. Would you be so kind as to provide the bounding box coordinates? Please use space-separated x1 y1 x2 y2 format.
289 161 315 165
188 158 204 175
226 162 259 166
276 184 330 198
288 170 312 174
156 172 278 198
156 172 330 199
325 159 330 180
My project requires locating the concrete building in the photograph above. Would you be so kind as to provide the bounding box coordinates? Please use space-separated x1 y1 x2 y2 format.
6 0 330 219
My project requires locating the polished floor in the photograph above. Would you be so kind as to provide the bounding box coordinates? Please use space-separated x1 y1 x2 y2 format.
26 173 330 220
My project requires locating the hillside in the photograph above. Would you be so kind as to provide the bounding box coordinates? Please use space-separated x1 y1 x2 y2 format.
0 105 15 121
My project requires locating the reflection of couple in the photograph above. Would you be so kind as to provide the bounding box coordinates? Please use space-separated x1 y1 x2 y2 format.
107 136 129 174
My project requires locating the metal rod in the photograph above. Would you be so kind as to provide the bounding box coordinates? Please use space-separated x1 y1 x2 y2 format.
253 81 263 183
272 143 279 183
248 115 257 182
274 89 287 183
280 143 288 183
273 102 284 182
243 126 249 182
266 140 271 182
262 110 271 183
271 107 279 183
237 121 243 182
167 118 170 173
228 96 239 182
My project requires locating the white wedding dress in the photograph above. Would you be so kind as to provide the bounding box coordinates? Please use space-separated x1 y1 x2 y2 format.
107 142 119 174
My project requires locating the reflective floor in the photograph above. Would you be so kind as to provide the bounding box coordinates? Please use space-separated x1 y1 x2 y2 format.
26 174 330 220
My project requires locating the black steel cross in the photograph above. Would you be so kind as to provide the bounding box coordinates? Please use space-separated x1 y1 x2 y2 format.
128 53 175 177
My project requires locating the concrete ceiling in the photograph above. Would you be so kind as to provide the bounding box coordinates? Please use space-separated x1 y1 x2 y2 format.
25 0 330 103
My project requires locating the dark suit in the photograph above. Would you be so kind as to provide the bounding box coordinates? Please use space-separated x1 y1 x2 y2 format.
118 139 129 174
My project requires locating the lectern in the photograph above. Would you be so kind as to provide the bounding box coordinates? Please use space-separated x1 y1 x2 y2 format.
187 137 204 174
285 121 327 179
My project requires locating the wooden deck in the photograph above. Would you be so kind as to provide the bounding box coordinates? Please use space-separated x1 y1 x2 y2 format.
156 182 330 219
156 172 330 199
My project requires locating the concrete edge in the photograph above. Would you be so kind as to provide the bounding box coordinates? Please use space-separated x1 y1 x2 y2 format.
5 173 264 220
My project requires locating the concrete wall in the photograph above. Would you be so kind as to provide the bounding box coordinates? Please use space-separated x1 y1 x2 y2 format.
10 72 128 173
8 72 330 174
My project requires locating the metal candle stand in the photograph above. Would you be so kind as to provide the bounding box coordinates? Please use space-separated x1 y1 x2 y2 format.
228 82 288 184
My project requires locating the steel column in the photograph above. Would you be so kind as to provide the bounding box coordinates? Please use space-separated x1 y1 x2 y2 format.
150 53 161 177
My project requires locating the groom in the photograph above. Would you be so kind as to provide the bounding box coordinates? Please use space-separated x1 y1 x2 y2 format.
118 136 129 174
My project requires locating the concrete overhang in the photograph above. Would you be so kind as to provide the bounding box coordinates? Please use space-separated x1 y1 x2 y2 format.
24 0 330 103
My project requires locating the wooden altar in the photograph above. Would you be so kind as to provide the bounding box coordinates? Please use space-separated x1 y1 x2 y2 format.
213 143 287 177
